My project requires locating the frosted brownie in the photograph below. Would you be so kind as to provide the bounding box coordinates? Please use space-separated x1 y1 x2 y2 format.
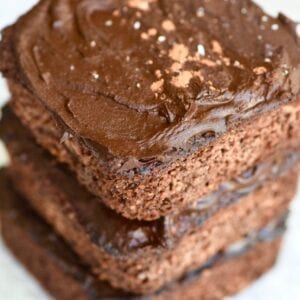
0 171 285 300
1 0 300 220
1 107 298 293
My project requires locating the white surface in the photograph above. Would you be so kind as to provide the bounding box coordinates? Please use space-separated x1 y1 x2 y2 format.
0 1 300 299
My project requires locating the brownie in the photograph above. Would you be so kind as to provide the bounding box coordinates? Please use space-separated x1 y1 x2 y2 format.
0 0 300 220
0 171 285 300
1 107 298 293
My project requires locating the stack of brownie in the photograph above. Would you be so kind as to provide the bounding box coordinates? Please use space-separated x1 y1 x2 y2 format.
0 0 300 299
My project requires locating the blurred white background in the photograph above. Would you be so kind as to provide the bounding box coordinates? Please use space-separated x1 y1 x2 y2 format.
0 1 300 299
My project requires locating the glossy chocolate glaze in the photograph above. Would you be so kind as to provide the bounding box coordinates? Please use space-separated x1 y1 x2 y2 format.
1 0 299 166
1 108 297 255
0 171 286 299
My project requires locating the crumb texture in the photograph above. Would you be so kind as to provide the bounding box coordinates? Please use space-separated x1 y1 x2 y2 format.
9 80 300 220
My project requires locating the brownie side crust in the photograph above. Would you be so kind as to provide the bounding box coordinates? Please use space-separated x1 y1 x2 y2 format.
1 106 298 253
2 108 298 293
0 173 284 300
8 80 300 220
1 0 300 221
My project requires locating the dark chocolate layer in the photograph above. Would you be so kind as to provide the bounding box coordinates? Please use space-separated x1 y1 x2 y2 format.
1 107 297 255
0 170 286 299
0 0 299 166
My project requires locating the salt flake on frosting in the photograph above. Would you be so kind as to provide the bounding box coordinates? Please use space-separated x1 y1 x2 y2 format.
92 71 100 80
212 40 223 55
253 66 267 75
168 43 189 64
162 20 176 32
151 79 164 92
197 44 206 56
171 71 202 88
171 71 193 88
127 0 157 11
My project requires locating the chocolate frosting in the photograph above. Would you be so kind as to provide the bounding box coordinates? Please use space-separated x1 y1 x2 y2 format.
3 0 300 163
2 107 297 255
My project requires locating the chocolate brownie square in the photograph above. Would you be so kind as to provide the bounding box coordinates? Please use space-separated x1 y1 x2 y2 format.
0 169 285 300
1 0 300 220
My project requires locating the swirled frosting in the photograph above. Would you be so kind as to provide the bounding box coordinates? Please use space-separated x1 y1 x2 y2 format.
4 0 300 160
